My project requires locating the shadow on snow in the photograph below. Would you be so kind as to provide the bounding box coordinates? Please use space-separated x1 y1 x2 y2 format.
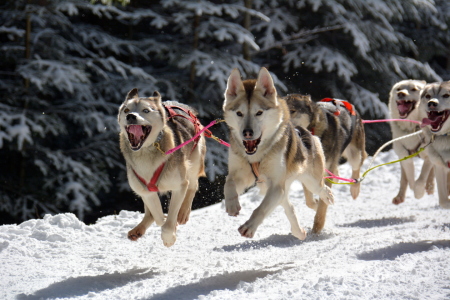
338 216 416 228
215 231 336 252
143 265 294 300
357 240 450 261
16 268 156 300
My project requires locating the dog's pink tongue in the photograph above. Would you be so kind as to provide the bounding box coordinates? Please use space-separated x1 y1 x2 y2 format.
128 125 144 138
398 102 412 116
421 118 432 127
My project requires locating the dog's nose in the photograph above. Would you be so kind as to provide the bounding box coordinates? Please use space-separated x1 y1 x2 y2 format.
397 92 406 97
428 99 439 108
126 114 137 121
243 129 253 139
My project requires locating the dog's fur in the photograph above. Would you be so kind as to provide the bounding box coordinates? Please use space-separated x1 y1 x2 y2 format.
284 94 367 203
388 80 434 204
417 81 450 208
223 67 334 239
118 89 206 247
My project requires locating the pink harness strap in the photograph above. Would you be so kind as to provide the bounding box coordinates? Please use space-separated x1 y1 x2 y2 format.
133 163 165 192
362 119 421 125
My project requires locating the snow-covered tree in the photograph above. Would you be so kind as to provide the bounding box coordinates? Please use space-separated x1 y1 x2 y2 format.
250 0 446 150
0 0 269 222
0 0 165 222
1 0 449 223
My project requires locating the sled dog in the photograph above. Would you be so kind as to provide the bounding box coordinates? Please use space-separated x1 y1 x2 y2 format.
388 80 434 204
284 94 367 202
118 89 206 247
223 67 334 239
418 81 450 208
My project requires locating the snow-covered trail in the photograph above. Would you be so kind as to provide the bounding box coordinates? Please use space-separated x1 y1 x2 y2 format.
1 150 449 300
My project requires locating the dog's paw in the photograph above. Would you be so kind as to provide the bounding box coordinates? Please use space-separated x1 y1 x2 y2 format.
225 196 241 216
238 222 256 238
291 227 307 240
392 195 405 205
161 227 176 247
413 183 426 199
177 208 191 225
350 183 360 200
128 225 147 241
319 186 334 205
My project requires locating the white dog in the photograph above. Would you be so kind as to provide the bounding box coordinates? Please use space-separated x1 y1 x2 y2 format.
388 80 434 204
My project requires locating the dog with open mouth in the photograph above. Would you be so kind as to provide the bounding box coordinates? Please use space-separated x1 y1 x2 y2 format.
222 67 334 239
418 81 450 208
388 80 434 205
118 89 206 247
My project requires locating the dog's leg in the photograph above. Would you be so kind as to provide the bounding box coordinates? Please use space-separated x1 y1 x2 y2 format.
426 166 435 195
312 199 328 234
177 177 199 224
177 188 196 225
142 193 166 226
300 173 334 206
413 157 434 199
238 183 283 238
161 180 189 247
128 205 154 241
402 158 416 189
280 190 307 240
303 184 318 211
434 166 450 209
344 147 367 200
392 165 408 205
224 174 242 216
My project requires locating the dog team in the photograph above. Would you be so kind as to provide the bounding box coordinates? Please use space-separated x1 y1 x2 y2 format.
117 67 450 247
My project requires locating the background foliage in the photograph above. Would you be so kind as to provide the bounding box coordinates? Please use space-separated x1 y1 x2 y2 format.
1 0 449 224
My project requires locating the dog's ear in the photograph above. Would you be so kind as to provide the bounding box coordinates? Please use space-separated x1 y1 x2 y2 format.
153 91 161 98
225 68 244 100
126 88 139 100
255 67 277 99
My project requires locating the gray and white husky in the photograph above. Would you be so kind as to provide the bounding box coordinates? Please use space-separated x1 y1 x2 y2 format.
223 67 334 239
284 94 367 202
118 88 206 247
418 81 450 208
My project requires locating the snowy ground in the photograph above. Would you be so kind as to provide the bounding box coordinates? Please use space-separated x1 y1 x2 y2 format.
1 150 449 300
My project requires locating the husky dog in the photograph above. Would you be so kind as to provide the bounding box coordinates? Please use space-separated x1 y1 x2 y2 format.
284 94 367 202
118 89 206 247
418 81 450 208
223 67 334 239
388 80 434 204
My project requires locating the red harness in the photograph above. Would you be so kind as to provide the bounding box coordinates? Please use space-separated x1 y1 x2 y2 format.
309 98 356 135
320 98 356 116
133 104 206 192
133 163 165 192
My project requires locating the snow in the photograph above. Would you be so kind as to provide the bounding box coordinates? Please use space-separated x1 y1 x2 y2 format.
1 150 450 300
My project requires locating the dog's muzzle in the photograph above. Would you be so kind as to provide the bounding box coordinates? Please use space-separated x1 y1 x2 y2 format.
242 136 261 155
126 125 152 151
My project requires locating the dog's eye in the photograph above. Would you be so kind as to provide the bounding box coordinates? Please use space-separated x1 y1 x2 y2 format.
256 111 263 116
425 94 431 99
124 108 130 113
290 110 296 114
143 109 150 113
236 111 243 117
411 88 418 92
443 94 450 98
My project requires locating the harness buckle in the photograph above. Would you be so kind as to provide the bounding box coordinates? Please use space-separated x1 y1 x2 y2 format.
153 142 166 155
